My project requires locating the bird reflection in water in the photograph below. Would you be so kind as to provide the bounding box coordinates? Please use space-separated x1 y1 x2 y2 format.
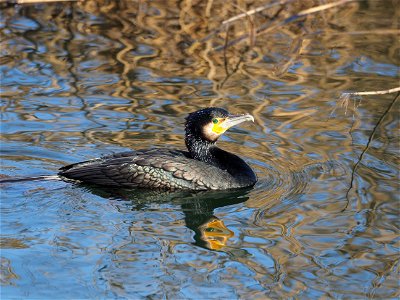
181 189 250 250
83 185 251 251
196 218 234 251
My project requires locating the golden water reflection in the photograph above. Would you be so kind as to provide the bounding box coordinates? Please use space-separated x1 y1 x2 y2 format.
198 218 235 251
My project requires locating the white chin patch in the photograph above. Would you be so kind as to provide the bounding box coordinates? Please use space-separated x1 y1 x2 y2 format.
202 122 220 142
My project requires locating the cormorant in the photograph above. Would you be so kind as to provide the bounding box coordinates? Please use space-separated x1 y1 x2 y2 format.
58 107 257 190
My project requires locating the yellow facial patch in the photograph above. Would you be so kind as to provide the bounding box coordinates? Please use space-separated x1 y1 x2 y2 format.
211 118 227 134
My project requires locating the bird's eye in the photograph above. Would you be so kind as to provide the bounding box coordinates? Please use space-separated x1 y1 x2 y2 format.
212 118 219 124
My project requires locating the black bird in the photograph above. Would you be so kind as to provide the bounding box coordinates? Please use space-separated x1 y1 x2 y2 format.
59 107 257 190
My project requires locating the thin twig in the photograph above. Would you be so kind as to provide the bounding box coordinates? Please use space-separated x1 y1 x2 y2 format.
331 87 399 118
341 86 400 96
342 92 400 211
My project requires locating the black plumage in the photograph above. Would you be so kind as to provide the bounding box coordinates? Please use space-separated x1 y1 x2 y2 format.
58 107 257 190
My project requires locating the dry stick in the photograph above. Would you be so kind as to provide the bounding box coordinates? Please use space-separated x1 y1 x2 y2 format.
335 87 400 116
342 91 400 211
342 86 400 96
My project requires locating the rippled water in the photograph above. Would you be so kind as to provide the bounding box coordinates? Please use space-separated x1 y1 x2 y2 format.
1 1 399 299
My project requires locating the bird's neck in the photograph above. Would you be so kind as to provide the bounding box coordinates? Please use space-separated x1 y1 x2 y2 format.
185 134 217 165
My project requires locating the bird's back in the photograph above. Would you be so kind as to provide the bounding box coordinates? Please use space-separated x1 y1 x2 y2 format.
58 148 254 190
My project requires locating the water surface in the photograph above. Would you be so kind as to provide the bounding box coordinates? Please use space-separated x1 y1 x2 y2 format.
1 1 399 299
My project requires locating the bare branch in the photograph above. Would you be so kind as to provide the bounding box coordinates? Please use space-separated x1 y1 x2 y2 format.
342 92 400 211
341 86 400 97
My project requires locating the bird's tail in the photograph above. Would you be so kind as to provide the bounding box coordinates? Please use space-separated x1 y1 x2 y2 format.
0 175 61 183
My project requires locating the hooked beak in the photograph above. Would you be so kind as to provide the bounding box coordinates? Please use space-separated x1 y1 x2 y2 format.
219 113 254 130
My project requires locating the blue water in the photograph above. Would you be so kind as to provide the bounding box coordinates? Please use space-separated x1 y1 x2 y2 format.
1 1 399 299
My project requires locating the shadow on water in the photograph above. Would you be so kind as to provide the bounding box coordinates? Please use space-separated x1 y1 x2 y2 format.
82 185 252 251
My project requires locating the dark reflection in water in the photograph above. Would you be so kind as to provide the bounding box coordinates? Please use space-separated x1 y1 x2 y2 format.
1 0 399 299
84 186 251 251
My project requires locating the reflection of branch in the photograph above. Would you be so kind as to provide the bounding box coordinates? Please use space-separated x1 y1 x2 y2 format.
220 24 245 89
230 3 256 48
220 50 245 88
343 92 399 211
220 2 257 89
222 0 294 25
223 25 231 81
200 0 287 45
367 257 400 299
63 4 106 142
273 34 305 77
213 0 355 51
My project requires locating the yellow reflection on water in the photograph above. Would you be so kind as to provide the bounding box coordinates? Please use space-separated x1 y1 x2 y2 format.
199 218 234 251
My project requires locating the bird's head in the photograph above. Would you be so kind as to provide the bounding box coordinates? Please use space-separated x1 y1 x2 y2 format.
185 107 254 144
